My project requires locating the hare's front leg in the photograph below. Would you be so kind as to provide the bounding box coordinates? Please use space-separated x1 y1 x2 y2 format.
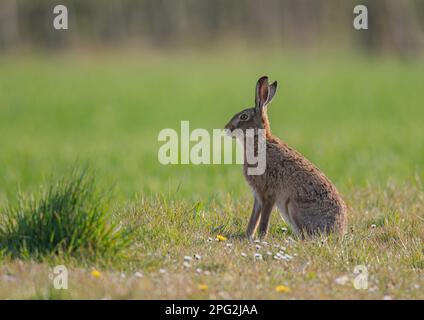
258 200 275 239
246 195 261 240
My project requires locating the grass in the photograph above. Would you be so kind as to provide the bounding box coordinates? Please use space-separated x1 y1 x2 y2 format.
0 49 423 299
0 181 423 299
0 168 132 262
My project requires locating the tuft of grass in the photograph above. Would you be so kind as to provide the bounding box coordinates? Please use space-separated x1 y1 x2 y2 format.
0 168 132 262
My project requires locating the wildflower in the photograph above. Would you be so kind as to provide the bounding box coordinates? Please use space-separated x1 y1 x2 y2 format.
134 272 143 278
183 262 191 268
287 237 296 243
241 252 247 257
184 256 193 262
91 270 102 278
335 275 349 285
273 252 292 262
266 251 272 256
226 243 233 247
275 285 291 293
371 224 377 229
305 271 316 281
196 268 203 273
262 241 269 246
198 284 209 291
254 253 263 260
216 235 227 241
281 227 288 233
207 237 213 242
194 254 202 260
159 268 167 274
255 244 262 250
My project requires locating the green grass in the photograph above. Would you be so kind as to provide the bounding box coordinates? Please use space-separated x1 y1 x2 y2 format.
0 49 423 299
1 51 423 203
0 168 132 262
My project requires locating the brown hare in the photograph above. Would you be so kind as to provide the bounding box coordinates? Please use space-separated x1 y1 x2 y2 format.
224 76 347 239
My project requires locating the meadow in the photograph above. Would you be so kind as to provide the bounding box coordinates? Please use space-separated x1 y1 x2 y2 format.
0 49 423 299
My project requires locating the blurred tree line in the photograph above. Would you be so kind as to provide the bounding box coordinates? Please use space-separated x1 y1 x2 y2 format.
0 0 423 56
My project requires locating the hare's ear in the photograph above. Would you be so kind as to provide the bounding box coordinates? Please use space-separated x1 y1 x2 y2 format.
255 76 269 112
267 81 277 104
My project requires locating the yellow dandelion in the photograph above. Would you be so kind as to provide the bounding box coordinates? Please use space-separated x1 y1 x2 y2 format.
306 271 317 281
198 284 209 291
91 270 102 278
275 285 291 293
216 235 227 241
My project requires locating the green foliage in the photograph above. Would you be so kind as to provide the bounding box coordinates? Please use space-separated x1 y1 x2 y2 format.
0 52 423 204
0 168 132 261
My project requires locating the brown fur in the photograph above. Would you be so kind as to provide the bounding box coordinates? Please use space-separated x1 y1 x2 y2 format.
225 76 347 239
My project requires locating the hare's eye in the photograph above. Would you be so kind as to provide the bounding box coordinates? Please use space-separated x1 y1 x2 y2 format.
240 113 249 121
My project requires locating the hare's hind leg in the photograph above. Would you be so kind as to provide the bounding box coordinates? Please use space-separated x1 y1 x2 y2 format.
246 195 261 240
287 201 330 238
276 198 302 236
286 201 303 236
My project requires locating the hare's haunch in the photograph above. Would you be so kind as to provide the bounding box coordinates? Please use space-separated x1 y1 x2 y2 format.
224 76 347 239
